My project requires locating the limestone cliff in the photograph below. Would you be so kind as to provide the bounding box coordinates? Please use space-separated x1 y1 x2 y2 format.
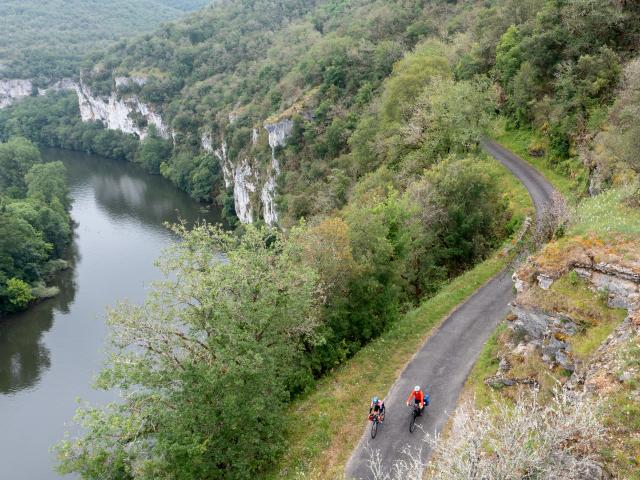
202 118 293 225
0 78 77 108
75 79 170 140
0 79 34 108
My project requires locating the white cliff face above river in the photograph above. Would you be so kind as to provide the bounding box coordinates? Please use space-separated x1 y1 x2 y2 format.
202 118 293 226
0 78 76 108
75 80 170 140
0 79 33 108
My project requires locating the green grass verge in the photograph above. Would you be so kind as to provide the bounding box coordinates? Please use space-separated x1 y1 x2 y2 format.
549 275 627 360
568 186 640 238
268 152 533 479
269 254 510 479
492 120 579 199
463 322 507 408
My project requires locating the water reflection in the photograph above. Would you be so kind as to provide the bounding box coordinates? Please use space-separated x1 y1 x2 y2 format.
44 148 219 227
0 244 78 394
0 149 220 480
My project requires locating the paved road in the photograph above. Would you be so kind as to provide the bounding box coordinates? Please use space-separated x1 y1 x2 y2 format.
344 140 556 479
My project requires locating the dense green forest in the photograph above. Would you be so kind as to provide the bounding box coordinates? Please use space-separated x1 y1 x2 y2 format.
0 137 72 315
0 0 211 81
0 0 628 477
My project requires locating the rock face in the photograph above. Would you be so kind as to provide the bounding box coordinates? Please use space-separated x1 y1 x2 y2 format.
265 119 293 152
510 304 579 370
201 118 292 225
508 245 640 372
114 76 147 89
232 159 258 223
0 79 33 108
0 78 77 108
37 78 76 96
568 313 640 395
261 156 280 226
75 79 170 140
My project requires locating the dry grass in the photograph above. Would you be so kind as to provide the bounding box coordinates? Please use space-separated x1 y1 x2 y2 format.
520 234 640 283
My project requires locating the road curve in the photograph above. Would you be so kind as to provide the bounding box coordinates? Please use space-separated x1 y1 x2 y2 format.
344 140 557 479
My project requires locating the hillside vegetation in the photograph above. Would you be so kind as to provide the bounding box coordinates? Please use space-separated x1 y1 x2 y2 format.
0 138 72 315
0 0 633 478
0 0 211 81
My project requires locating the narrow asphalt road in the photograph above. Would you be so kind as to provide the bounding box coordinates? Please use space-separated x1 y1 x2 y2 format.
344 140 556 479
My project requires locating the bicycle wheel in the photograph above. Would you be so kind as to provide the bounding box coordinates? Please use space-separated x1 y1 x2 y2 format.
409 411 417 433
371 419 378 439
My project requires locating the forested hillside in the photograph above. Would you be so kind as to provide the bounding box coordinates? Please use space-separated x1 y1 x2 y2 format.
5 0 634 227
0 0 633 478
0 0 211 81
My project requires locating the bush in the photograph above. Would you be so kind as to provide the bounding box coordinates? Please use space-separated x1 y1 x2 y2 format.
4 278 34 311
369 391 606 479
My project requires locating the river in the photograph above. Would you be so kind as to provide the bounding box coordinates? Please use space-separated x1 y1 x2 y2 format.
0 149 221 479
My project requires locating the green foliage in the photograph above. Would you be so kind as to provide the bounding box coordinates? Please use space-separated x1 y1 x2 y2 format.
135 129 173 174
401 157 510 298
0 136 42 197
0 0 210 79
0 137 71 315
26 161 70 209
378 42 451 125
3 277 34 311
57 224 321 479
459 0 640 184
589 57 640 188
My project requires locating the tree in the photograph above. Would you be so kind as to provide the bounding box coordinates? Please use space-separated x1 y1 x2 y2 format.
398 76 496 177
3 277 34 312
403 157 510 285
0 137 42 197
57 224 321 479
135 130 172 174
25 161 70 209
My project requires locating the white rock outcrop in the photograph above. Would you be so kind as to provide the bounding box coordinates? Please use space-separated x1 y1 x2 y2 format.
75 80 170 140
233 159 257 224
203 119 293 226
207 135 256 223
210 139 234 189
114 76 147 89
37 78 76 97
0 79 33 108
261 154 280 225
258 119 293 225
265 119 294 153
1 78 77 108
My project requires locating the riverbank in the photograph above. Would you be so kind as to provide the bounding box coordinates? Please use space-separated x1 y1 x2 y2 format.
0 148 220 480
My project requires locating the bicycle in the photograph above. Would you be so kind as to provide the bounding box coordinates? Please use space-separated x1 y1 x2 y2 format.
369 411 384 439
408 403 422 433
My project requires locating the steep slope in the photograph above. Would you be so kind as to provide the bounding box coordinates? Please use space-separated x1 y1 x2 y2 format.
71 0 471 225
0 0 211 80
345 140 555 479
449 190 640 479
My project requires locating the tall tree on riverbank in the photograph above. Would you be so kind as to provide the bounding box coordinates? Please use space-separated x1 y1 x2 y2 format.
57 224 321 479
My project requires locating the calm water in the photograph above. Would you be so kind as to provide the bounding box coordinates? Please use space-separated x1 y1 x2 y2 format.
0 149 221 479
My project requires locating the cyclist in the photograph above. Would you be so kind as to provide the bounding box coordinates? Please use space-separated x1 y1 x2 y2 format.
406 385 429 415
369 396 386 422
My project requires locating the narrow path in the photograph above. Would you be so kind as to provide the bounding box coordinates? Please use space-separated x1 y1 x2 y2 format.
344 140 557 479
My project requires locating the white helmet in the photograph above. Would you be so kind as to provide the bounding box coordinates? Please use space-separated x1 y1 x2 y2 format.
414 385 421 392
